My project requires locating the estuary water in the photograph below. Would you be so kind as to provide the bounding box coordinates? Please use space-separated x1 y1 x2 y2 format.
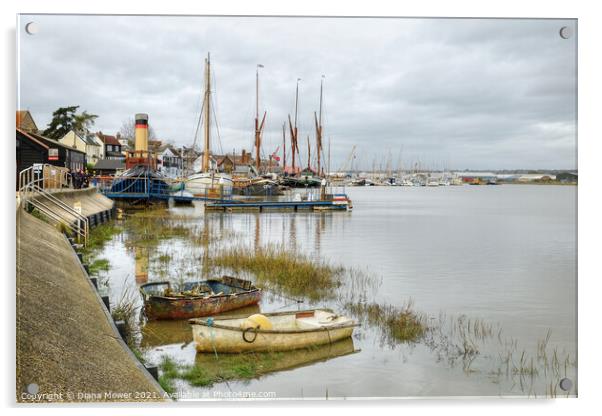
97 185 577 398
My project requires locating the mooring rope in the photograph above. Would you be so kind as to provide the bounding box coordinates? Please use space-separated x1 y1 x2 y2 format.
326 327 333 345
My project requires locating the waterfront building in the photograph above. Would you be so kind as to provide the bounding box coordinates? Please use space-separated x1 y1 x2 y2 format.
59 130 103 166
96 132 125 160
16 128 87 183
157 145 182 178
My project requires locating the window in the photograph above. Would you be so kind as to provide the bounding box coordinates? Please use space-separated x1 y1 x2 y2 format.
107 144 112 152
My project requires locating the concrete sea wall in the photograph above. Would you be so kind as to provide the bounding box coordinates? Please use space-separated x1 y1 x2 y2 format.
16 189 166 402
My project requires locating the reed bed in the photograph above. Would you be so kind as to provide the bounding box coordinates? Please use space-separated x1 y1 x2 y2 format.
88 258 110 276
421 313 577 396
207 243 345 301
110 285 142 346
345 300 427 344
83 222 122 254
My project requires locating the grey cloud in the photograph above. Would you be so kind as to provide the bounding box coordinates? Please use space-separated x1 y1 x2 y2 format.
18 15 576 170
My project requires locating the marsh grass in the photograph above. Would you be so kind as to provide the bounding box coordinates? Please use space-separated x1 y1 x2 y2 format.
345 300 426 345
158 351 284 390
84 222 122 254
88 258 110 276
111 285 141 346
420 313 577 396
207 243 345 301
190 227 238 246
157 253 172 264
158 356 179 394
29 207 50 223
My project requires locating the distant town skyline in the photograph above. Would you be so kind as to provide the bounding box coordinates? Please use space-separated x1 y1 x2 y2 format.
18 15 577 170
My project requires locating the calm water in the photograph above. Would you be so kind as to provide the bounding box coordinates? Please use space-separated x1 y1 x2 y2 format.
97 185 577 398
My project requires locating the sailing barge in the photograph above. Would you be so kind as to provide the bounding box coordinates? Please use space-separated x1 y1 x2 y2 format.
185 53 234 198
139 276 261 320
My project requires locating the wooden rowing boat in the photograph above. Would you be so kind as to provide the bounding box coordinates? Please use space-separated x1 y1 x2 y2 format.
189 309 359 353
139 276 261 320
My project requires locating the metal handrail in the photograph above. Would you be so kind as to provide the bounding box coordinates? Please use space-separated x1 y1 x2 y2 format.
26 183 89 224
22 184 89 246
18 165 89 246
25 184 89 244
26 199 86 243
18 164 71 193
21 190 88 246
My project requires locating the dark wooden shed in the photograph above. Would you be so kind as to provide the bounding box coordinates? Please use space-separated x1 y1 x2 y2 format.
16 128 86 188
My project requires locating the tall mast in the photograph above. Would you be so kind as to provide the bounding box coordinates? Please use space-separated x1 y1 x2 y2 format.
315 76 324 176
313 114 319 172
255 64 264 172
282 123 287 172
294 78 301 173
294 78 300 131
202 53 211 172
319 75 324 126
288 114 296 173
307 136 311 171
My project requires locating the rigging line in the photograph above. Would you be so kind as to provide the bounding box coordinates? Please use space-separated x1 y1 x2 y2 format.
211 94 224 156
191 95 206 153
189 73 205 147
210 69 224 156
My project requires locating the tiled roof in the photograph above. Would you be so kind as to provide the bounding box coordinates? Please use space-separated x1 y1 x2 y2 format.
17 128 86 153
97 133 121 146
16 110 38 132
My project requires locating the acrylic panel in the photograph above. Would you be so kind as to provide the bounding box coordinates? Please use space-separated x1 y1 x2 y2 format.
16 14 577 402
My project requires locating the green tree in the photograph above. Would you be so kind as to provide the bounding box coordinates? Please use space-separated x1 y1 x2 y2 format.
43 106 98 140
73 111 98 136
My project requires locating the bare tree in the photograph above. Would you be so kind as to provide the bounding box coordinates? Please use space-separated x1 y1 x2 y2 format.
119 118 157 147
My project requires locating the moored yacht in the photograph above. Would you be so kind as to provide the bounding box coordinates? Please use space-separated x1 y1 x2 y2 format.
185 53 233 198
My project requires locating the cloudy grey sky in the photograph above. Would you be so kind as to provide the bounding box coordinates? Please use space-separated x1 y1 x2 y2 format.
18 15 577 170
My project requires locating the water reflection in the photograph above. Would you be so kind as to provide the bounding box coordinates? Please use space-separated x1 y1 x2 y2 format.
193 337 359 378
96 186 576 397
135 246 149 284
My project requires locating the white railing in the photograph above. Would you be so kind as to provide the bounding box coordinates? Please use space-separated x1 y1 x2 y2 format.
18 164 89 246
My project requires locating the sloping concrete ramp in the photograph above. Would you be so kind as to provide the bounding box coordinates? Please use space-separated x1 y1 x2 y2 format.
16 208 166 402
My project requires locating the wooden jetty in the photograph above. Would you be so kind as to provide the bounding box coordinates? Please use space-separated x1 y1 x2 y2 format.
205 194 352 212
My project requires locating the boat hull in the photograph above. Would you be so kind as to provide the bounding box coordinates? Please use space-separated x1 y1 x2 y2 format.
140 277 261 320
190 309 358 353
185 172 233 198
280 176 322 188
144 290 262 320
233 181 284 196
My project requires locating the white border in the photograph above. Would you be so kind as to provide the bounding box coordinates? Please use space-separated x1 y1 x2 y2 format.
3 0 600 415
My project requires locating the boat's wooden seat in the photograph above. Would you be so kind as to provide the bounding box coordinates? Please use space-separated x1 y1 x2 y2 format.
295 315 348 329
295 319 323 330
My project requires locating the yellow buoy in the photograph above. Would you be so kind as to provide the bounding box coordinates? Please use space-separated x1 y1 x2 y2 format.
240 314 273 331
